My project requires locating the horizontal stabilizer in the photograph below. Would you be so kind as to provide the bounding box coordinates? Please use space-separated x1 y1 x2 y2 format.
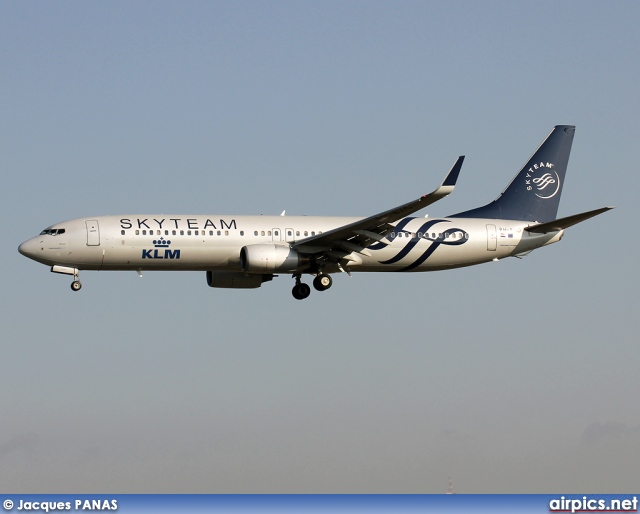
525 207 614 233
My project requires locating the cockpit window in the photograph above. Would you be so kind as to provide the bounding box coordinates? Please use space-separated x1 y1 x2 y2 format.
39 228 66 236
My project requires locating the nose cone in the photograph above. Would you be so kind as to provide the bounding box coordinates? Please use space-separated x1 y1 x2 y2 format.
18 238 39 259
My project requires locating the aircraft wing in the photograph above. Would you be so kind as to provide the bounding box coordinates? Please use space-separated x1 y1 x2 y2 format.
525 206 614 233
292 156 464 262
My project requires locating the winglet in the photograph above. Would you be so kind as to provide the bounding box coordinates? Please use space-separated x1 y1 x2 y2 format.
442 156 464 188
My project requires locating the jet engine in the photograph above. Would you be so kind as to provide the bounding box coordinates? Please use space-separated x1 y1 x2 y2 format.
206 271 273 289
240 244 304 272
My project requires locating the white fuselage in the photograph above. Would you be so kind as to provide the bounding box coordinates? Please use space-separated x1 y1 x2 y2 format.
18 214 563 273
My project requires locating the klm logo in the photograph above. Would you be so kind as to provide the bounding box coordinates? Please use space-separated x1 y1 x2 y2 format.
142 238 181 259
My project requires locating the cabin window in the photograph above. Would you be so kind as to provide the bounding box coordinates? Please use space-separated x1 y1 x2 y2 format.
267 231 272 236
225 230 229 236
261 231 265 236
135 230 140 235
311 231 315 236
187 230 191 236
296 231 300 236
240 231 244 236
304 231 308 236
254 231 258 236
121 230 125 235
180 230 184 235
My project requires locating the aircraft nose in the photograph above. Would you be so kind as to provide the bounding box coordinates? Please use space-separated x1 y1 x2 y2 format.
18 238 39 259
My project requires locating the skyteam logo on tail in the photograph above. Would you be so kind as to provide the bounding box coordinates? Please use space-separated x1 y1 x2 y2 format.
142 237 181 259
526 162 561 199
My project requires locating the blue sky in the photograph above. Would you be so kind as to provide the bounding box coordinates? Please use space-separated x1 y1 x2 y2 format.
2 1 639 492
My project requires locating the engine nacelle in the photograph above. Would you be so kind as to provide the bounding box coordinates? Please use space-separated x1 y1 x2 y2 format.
240 244 303 272
206 271 273 289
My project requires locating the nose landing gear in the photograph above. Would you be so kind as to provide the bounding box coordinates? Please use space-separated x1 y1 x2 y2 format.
51 266 83 292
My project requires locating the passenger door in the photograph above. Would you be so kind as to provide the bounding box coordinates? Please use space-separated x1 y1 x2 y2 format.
86 220 100 246
486 224 497 251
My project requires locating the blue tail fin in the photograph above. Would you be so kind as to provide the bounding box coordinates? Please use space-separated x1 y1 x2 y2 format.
450 125 575 222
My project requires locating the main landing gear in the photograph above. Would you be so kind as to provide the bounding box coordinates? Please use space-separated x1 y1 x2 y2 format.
313 273 332 291
71 280 82 292
291 273 333 300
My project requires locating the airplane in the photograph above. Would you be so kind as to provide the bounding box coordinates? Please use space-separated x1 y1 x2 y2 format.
18 125 612 300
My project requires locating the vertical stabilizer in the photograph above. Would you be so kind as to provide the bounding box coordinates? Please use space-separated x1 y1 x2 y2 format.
450 125 575 222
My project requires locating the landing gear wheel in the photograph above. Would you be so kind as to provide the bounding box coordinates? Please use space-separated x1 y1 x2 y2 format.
292 282 311 300
71 280 82 292
313 274 333 291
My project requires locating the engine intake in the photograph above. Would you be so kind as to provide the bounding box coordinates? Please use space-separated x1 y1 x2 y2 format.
240 244 304 272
